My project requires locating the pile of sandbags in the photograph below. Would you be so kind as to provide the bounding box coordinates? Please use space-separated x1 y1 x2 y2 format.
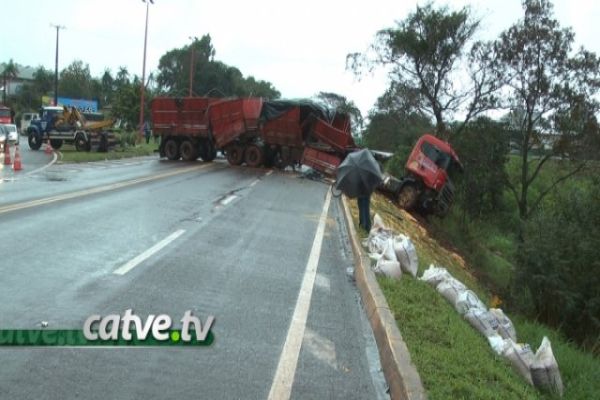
419 265 564 396
361 214 418 279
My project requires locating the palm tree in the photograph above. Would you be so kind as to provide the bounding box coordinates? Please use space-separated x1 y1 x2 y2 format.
2 59 19 98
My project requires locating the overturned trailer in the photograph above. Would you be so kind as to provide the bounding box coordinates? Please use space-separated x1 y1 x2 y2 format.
151 97 356 173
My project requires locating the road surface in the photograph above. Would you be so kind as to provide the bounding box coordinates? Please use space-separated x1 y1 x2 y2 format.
0 156 388 399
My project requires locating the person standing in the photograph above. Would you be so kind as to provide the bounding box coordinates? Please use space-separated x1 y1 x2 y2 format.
358 195 372 232
144 121 151 144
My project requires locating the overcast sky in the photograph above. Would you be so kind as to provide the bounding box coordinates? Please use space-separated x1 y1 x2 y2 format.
2 0 600 116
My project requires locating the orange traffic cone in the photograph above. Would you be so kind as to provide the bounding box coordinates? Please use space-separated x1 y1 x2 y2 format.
13 145 22 171
3 141 11 166
45 139 53 155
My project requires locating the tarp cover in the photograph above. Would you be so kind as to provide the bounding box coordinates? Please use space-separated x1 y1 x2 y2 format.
260 99 338 123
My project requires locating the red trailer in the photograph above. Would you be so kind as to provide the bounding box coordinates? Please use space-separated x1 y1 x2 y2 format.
151 97 220 161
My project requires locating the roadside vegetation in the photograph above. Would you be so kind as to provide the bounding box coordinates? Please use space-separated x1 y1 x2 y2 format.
349 196 600 399
58 133 157 163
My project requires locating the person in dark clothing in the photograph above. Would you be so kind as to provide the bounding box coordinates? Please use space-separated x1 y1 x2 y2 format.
144 121 151 144
357 195 371 232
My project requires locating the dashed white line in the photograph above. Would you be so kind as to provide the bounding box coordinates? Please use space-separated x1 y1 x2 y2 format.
221 194 238 206
268 189 332 400
249 179 260 187
265 170 273 176
113 229 186 275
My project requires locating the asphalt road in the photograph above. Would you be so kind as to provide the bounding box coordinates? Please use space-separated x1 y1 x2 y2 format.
0 157 388 399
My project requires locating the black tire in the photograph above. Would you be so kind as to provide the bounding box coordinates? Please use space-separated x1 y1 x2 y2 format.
226 145 244 166
164 138 180 160
244 144 264 168
198 141 217 162
180 140 198 161
75 133 90 152
28 131 42 150
50 139 63 150
398 184 419 210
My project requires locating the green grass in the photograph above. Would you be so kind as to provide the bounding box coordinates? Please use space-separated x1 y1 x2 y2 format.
349 193 600 399
58 142 157 163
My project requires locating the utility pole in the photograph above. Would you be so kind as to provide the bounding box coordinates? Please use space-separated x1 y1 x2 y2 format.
189 36 195 97
51 24 65 106
139 0 154 140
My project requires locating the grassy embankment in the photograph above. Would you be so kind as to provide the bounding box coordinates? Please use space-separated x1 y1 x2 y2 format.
347 193 600 400
58 133 158 163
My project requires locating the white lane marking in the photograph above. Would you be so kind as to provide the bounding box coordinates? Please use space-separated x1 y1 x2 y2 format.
268 189 332 400
265 170 273 176
113 229 186 275
221 194 238 206
26 150 59 176
249 179 260 187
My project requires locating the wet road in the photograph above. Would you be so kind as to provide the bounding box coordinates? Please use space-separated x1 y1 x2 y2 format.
0 156 387 399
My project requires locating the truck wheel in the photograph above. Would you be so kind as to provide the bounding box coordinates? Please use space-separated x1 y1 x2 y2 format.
75 134 90 152
199 142 217 162
180 140 198 161
164 138 180 160
398 184 418 210
50 139 63 150
244 145 264 167
226 145 244 166
28 132 42 150
98 134 108 152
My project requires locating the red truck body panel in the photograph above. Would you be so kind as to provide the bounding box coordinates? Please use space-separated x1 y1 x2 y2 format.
310 117 356 153
301 147 342 176
209 98 263 148
151 97 217 137
260 107 304 147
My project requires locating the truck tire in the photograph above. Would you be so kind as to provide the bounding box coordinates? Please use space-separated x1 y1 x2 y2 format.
75 133 90 152
180 140 198 161
98 134 108 152
50 139 63 150
164 138 180 160
398 184 418 210
28 131 42 150
226 145 244 166
199 141 216 162
244 144 264 168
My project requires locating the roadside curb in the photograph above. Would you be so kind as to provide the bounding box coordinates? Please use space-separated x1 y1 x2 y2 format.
341 195 427 400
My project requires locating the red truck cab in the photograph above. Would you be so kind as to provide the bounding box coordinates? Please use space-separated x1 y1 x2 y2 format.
381 134 463 216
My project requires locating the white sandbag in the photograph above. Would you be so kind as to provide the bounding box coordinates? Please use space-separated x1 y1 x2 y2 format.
436 277 467 307
502 339 535 386
372 213 386 231
465 308 500 338
393 235 418 277
419 265 452 287
487 334 508 355
381 238 398 262
373 258 402 279
531 337 564 397
489 308 517 342
455 290 487 315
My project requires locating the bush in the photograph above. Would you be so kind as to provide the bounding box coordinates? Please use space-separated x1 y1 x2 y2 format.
516 179 600 353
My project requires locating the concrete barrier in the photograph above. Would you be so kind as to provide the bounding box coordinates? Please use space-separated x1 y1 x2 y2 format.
341 195 427 400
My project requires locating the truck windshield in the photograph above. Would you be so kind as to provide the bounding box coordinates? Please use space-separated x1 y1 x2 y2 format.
0 109 10 118
421 141 452 170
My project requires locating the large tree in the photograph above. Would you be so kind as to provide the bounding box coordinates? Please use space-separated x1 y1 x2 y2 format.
156 34 279 99
492 0 600 221
59 60 95 100
348 2 498 138
2 59 19 102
